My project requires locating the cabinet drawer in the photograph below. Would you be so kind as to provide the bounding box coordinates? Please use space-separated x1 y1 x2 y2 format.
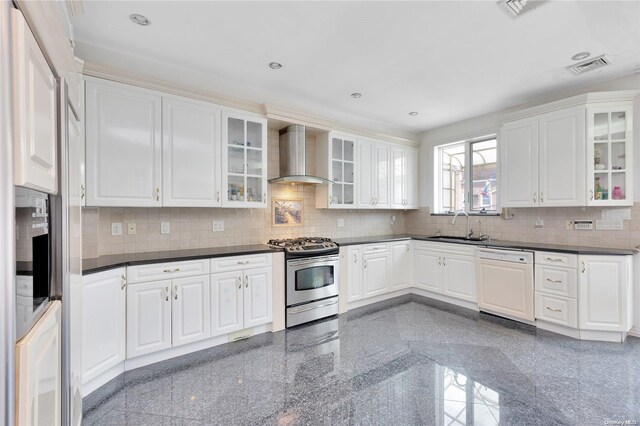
535 292 577 328
414 241 476 256
127 259 210 284
535 265 577 298
363 243 390 253
535 251 577 268
210 254 272 273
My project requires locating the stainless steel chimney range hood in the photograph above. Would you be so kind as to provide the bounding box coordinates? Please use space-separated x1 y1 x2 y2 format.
268 124 333 185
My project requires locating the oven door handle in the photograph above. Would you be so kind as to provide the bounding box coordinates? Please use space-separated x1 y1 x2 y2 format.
288 299 338 314
287 256 339 267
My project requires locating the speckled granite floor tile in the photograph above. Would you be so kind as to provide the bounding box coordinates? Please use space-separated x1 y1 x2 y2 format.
83 299 640 425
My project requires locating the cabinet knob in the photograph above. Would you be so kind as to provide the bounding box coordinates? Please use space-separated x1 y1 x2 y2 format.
245 275 249 288
237 276 242 289
121 274 126 290
156 188 160 202
354 254 357 264
363 259 367 269
581 261 586 273
217 191 220 202
540 192 544 203
81 185 85 200
263 193 267 204
165 286 169 302
533 192 536 203
174 285 178 300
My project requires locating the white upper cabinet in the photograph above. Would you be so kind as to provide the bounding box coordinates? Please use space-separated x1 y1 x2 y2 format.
391 146 418 209
85 78 162 207
538 107 585 206
586 104 633 206
11 9 57 194
315 132 357 208
358 139 391 209
221 112 268 208
162 96 221 207
500 106 585 208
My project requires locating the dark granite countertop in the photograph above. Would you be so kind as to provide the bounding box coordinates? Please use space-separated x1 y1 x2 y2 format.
333 234 413 246
336 234 638 256
83 244 283 275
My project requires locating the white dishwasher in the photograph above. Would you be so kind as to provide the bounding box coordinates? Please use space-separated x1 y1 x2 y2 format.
476 248 534 323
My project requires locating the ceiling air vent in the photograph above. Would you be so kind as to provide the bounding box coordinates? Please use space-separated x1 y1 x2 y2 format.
500 0 549 17
568 55 611 75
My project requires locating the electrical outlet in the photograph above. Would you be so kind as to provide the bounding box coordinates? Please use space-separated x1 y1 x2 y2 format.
337 218 344 228
161 222 170 234
535 218 544 229
565 220 573 231
111 223 123 236
390 215 396 224
127 223 137 235
212 221 224 232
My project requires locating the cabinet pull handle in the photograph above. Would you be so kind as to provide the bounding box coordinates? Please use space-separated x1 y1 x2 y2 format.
81 184 85 200
245 275 249 288
546 278 563 283
237 276 242 290
545 257 562 262
163 268 181 273
545 306 562 313
363 260 367 269
581 261 585 273
217 191 220 202
263 193 267 204
237 260 250 265
370 197 374 205
406 244 410 252
156 188 160 202
533 192 536 203
174 285 178 300
165 286 169 302
540 192 544 203
438 256 442 266
590 189 594 201
121 274 126 290
442 257 446 267
353 254 357 264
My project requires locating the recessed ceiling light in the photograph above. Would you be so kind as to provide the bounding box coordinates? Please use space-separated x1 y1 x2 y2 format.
130 14 151 26
409 112 418 116
350 92 362 99
571 52 591 61
269 62 283 70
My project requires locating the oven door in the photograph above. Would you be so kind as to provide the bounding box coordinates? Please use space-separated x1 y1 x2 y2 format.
286 255 339 306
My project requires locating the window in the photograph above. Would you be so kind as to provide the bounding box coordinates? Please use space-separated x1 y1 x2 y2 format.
435 136 497 213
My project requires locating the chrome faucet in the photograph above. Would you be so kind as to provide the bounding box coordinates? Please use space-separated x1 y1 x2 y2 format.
474 218 487 240
452 211 472 238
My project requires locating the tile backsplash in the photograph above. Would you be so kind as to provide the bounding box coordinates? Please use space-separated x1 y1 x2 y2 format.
82 131 406 258
406 203 640 250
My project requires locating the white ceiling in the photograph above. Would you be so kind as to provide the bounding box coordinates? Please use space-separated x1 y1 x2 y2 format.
72 1 640 135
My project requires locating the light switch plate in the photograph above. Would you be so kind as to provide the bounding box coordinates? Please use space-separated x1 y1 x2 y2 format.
337 218 344 228
161 222 170 234
111 223 122 236
213 221 224 232
127 223 136 235
565 220 573 231
535 218 544 229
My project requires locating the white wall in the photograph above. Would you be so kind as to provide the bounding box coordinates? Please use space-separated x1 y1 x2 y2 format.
418 72 640 208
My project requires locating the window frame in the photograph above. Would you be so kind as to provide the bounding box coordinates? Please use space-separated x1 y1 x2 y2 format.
434 135 498 215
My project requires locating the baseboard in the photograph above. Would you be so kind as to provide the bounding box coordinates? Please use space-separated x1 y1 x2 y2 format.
347 288 412 310
536 320 580 339
410 288 479 311
579 329 627 343
82 363 124 397
629 327 640 338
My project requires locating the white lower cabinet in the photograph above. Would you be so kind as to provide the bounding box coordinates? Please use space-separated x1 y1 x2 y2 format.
127 274 211 358
413 243 476 302
390 241 411 290
578 255 632 332
211 266 273 336
363 252 390 297
347 246 363 302
82 269 126 384
535 292 578 328
127 280 172 358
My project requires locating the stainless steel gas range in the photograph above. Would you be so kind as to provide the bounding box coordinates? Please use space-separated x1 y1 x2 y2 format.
267 237 339 327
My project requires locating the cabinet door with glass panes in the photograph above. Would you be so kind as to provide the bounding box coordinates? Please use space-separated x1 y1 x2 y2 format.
315 133 357 209
586 104 633 206
221 112 268 208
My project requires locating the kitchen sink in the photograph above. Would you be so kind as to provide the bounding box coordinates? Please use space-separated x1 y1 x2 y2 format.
427 235 488 242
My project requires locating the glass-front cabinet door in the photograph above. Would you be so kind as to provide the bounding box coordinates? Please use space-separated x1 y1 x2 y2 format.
586 105 633 206
222 112 268 208
329 135 356 208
